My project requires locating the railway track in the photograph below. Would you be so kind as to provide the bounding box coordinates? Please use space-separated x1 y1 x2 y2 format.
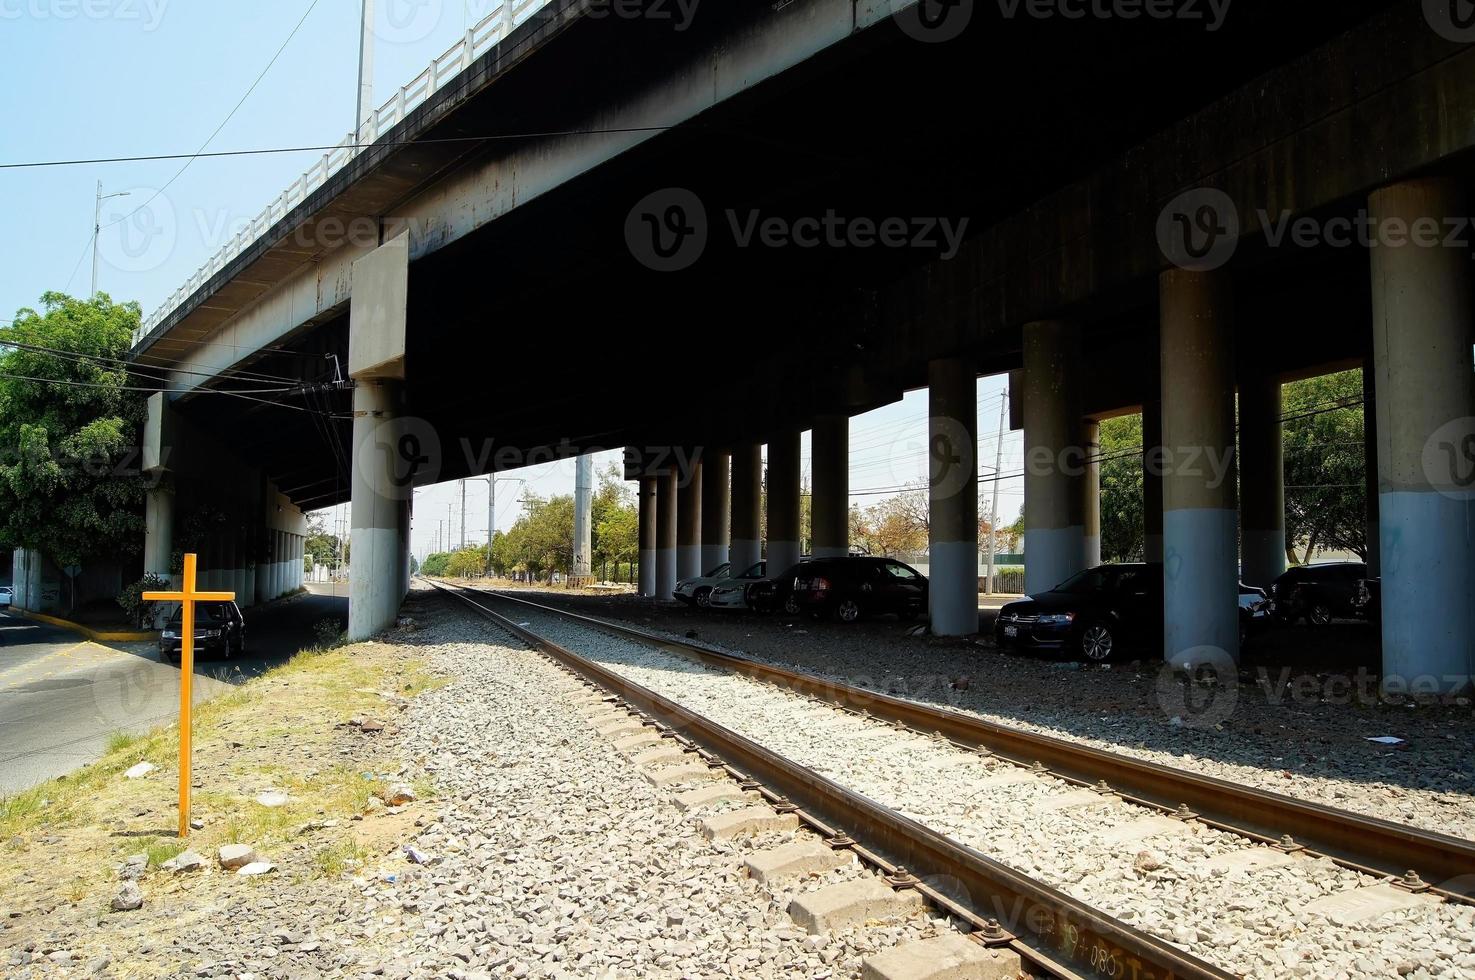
427 580 1475 978
427 578 1230 980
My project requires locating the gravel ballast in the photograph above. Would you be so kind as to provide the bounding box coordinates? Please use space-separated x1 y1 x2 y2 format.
478 593 1475 980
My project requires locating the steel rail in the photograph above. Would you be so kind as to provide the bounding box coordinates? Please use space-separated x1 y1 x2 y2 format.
470 585 1475 897
428 579 1231 980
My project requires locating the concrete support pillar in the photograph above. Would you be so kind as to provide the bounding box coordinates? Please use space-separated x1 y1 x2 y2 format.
1023 320 1086 594
1362 363 1381 578
572 454 594 586
220 532 236 601
144 488 174 580
655 470 678 599
1082 420 1102 568
638 477 657 596
1143 400 1165 563
766 431 802 577
272 530 285 598
701 450 731 573
810 416 850 558
730 443 762 574
1368 177 1475 687
1160 269 1240 667
348 379 412 640
1239 375 1286 588
928 358 980 636
677 458 703 581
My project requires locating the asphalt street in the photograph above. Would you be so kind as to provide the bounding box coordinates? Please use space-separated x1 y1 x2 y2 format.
0 587 347 796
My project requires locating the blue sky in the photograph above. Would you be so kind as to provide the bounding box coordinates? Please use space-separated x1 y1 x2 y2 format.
0 1 1023 557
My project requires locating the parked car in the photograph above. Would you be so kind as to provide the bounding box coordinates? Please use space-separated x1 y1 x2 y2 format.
995 563 1269 662
0 585 11 607
1267 562 1367 625
673 562 731 607
705 562 769 610
1353 577 1381 624
160 600 246 663
779 556 929 623
745 561 811 615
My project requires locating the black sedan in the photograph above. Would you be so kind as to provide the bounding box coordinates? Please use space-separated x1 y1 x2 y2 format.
995 564 1269 662
160 600 246 663
1267 562 1367 625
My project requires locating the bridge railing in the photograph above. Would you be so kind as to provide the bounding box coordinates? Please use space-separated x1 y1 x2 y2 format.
133 0 550 349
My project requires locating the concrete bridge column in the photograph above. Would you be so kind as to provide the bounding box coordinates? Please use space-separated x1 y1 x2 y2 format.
1368 177 1475 688
1023 320 1086 595
1362 363 1380 578
655 470 678 599
144 488 174 582
811 415 849 559
928 357 979 636
1160 268 1240 668
1239 375 1286 589
1143 399 1165 563
730 443 762 574
677 457 703 581
766 431 802 577
347 232 412 640
701 449 731 574
1082 419 1102 568
638 477 657 596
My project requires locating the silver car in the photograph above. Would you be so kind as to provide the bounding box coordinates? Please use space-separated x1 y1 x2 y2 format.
673 563 732 608
706 562 768 610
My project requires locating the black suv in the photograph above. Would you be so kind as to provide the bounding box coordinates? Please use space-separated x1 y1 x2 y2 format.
1267 562 1367 625
995 563 1269 662
778 557 929 622
159 600 246 663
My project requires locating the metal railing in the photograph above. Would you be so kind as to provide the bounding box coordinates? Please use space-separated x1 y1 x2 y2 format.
134 0 549 348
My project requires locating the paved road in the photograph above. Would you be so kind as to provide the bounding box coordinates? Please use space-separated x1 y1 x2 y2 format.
0 589 347 796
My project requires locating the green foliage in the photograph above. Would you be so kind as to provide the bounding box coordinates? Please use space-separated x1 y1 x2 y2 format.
116 572 167 627
444 547 486 578
312 617 345 649
1283 370 1366 563
1099 415 1145 562
0 293 148 566
303 512 343 571
420 552 451 577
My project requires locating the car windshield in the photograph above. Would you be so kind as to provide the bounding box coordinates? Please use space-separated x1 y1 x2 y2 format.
703 563 731 579
739 562 765 578
884 562 920 580
168 602 232 625
1053 568 1116 594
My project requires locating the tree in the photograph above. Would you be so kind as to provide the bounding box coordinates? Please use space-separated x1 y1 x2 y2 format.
1282 370 1366 563
303 513 343 571
0 293 148 568
592 465 638 571
850 487 929 558
1099 415 1145 562
421 552 451 576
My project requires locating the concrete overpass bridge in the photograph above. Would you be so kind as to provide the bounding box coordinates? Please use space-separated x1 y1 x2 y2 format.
132 0 1474 687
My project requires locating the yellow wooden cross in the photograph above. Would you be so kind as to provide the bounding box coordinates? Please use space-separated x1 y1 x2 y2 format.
143 552 234 838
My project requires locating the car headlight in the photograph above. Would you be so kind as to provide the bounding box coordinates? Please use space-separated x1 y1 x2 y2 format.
162 630 177 639
202 629 223 638
1037 613 1076 626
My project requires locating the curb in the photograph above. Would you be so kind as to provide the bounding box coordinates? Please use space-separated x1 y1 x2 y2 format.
15 608 157 643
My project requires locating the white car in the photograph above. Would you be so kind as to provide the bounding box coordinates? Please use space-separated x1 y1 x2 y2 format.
0 585 10 607
673 563 731 607
706 562 769 610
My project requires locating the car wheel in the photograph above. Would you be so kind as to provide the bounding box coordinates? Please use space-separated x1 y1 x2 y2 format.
1080 622 1115 662
1307 603 1332 627
783 594 801 616
695 587 713 609
835 599 863 623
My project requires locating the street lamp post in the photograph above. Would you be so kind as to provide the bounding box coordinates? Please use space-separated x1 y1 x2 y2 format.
92 182 131 298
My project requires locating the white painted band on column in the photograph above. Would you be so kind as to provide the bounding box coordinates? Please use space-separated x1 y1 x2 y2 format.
1082 535 1101 569
1163 508 1240 668
638 547 656 597
767 541 800 578
700 544 729 575
677 544 703 581
1024 526 1085 595
1240 528 1287 589
1379 491 1475 685
811 545 849 559
656 548 677 600
929 539 979 637
730 539 761 574
351 527 401 635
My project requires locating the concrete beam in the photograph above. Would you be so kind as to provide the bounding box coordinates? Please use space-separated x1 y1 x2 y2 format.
766 432 802 577
811 416 849 559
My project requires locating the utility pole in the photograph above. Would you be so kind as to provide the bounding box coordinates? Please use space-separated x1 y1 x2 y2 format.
355 0 375 142
459 479 467 550
486 474 495 576
985 389 1007 595
92 182 130 297
572 455 593 586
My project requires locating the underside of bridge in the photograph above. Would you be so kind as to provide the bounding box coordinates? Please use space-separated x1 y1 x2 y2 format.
139 0 1474 683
